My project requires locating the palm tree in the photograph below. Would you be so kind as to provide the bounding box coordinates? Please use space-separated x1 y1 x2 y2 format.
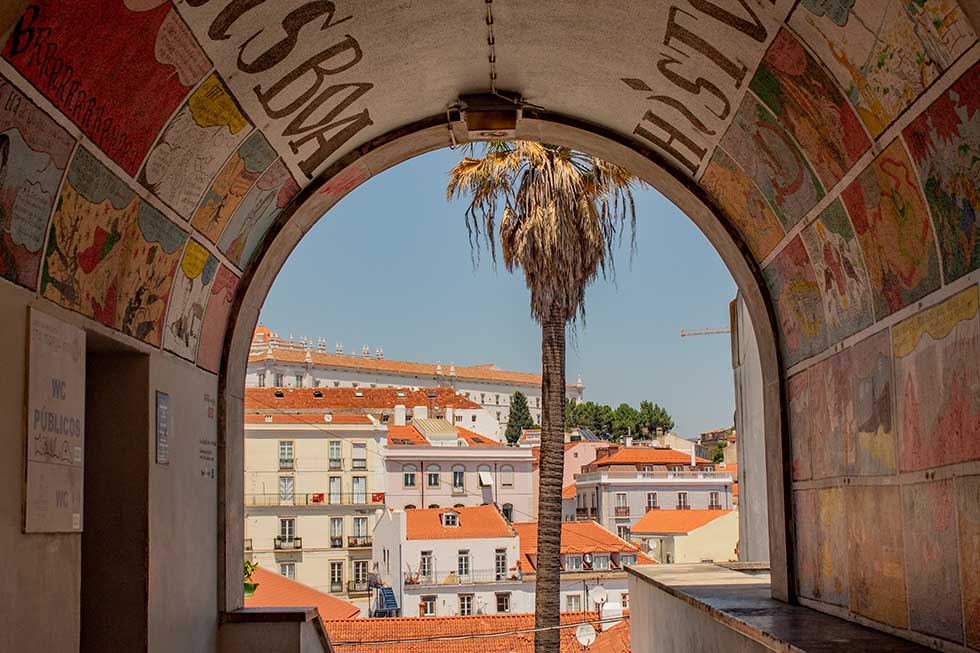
447 141 643 650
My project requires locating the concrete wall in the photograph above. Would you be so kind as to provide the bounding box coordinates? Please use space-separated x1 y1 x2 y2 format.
731 294 769 562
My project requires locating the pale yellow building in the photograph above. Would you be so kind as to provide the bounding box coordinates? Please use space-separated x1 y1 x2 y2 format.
244 410 387 611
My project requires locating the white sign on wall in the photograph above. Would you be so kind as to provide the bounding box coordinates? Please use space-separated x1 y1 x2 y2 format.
25 308 85 533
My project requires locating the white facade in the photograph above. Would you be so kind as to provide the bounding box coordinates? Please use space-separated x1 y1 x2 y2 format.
632 510 740 564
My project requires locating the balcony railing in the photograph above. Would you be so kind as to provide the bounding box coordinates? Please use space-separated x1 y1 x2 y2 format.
330 582 344 593
274 536 303 550
351 458 367 470
245 493 384 507
330 536 344 548
676 504 691 510
646 505 660 512
347 580 369 593
614 506 630 517
709 503 723 510
576 507 596 519
328 458 344 471
279 458 295 470
576 470 733 483
348 536 372 548
404 568 522 587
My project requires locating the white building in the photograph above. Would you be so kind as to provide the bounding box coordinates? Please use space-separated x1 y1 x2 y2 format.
246 325 585 436
630 509 739 564
384 414 536 522
574 446 734 540
372 506 528 617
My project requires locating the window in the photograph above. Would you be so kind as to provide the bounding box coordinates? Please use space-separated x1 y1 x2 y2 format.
353 560 368 584
278 441 294 470
640 465 652 472
617 525 630 540
616 492 627 507
420 551 433 581
647 492 659 510
471 415 477 423
592 554 610 570
294 374 303 387
352 443 367 469
459 594 473 616
421 595 436 616
452 466 465 493
352 476 367 503
443 512 458 527
278 476 294 504
427 464 441 488
279 562 295 579
328 441 342 469
330 561 343 592
709 491 721 508
454 503 465 508
257 374 265 387
329 476 342 504
333 381 340 387
502 503 513 522
496 592 511 613
566 594 582 611
621 592 630 610
457 549 471 579
403 465 417 487
428 504 440 509
454 414 462 423
314 378 321 388
621 554 637 566
353 516 368 537
495 548 507 580
330 517 343 547
671 465 685 472
279 518 295 542
274 373 284 386
404 504 416 510
565 555 582 571
477 465 492 488
677 492 689 509
703 465 714 472
500 465 514 488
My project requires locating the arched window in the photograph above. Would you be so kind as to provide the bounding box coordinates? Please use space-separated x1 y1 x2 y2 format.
402 464 417 488
502 503 513 522
404 504 416 510
477 464 492 488
426 464 441 488
452 465 465 493
427 504 439 509
500 465 514 488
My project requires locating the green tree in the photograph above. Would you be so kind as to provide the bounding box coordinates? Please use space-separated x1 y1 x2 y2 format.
504 391 534 443
611 403 641 440
448 141 641 649
638 400 675 435
712 440 728 464
565 397 579 427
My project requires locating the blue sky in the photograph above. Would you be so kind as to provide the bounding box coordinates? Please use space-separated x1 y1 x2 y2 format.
259 148 738 438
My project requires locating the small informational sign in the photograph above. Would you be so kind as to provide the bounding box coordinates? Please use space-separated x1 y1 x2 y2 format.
155 391 170 466
26 308 85 533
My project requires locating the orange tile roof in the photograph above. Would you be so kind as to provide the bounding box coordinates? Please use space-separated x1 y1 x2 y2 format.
589 620 631 653
631 509 734 535
323 612 608 653
512 521 652 569
245 387 480 411
385 423 504 447
248 348 559 386
405 505 514 540
244 567 360 620
254 324 271 338
593 447 709 467
562 483 577 499
244 413 373 425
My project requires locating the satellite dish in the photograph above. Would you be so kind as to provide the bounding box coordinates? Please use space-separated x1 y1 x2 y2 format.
590 586 608 605
575 623 597 647
323 414 333 422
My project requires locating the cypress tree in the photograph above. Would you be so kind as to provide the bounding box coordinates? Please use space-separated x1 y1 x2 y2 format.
505 391 534 443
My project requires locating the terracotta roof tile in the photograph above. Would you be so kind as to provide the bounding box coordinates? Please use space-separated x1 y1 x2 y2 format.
589 620 631 653
244 413 373 425
244 567 360 620
245 387 480 411
562 483 577 499
512 521 652 568
631 509 734 535
405 505 514 540
593 447 710 467
385 423 504 447
323 612 607 652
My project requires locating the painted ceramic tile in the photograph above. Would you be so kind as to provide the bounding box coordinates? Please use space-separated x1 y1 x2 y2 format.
191 131 278 244
720 94 825 230
956 474 980 649
904 61 980 283
846 484 908 628
788 371 811 481
808 348 853 479
197 264 238 374
790 0 977 138
2 0 209 176
814 487 848 606
140 74 251 217
764 236 828 367
40 147 187 345
794 489 819 599
801 199 875 342
841 139 941 318
0 77 74 290
217 160 299 268
893 285 980 471
848 329 896 476
902 480 963 642
163 240 219 362
701 148 785 262
751 29 870 188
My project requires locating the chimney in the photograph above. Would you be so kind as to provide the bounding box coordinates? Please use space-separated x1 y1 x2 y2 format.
394 405 406 426
412 405 429 420
375 347 383 359
445 407 454 422
691 444 696 468
378 347 384 359
576 374 583 388
362 345 370 358
449 363 456 377
317 337 326 352
336 342 343 354
436 361 443 376
625 435 633 447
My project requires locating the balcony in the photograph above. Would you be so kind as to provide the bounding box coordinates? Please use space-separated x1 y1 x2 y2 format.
274 536 303 550
279 458 295 471
329 536 344 549
348 536 372 548
351 458 367 470
614 505 631 517
576 507 596 519
709 503 723 510
245 493 384 507
328 458 343 471
576 470 734 483
646 505 660 512
404 568 522 587
676 504 691 510
347 580 369 593
330 581 344 593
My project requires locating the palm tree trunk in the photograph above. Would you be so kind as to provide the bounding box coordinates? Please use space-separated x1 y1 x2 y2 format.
534 308 566 651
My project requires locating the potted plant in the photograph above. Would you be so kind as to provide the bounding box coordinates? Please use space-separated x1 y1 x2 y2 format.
244 560 259 597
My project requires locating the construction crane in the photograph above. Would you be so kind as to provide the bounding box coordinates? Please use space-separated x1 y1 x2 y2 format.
680 327 730 337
